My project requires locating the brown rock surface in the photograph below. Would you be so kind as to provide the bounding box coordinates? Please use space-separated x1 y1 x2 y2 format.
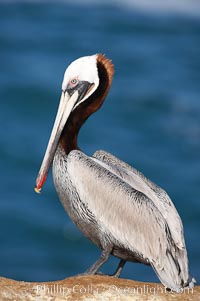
0 275 199 301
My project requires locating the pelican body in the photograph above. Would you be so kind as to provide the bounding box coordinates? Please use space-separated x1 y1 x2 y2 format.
35 54 194 291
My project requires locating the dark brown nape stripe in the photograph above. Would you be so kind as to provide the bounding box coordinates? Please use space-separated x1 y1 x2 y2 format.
80 54 114 114
97 54 114 89
60 54 114 154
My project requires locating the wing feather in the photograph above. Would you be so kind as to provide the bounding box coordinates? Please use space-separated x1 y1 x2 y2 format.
93 150 186 250
66 150 191 289
67 150 173 268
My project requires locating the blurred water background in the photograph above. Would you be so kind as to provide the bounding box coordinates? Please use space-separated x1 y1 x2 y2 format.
0 0 200 284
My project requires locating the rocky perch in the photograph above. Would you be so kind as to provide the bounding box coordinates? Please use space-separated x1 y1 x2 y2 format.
0 275 199 301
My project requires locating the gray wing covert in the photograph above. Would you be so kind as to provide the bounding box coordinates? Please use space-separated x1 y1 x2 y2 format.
93 150 186 250
67 150 172 269
92 150 190 289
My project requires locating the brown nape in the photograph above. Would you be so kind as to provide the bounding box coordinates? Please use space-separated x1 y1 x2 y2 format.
60 54 114 154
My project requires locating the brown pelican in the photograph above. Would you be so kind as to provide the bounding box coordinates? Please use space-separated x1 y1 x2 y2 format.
35 54 194 291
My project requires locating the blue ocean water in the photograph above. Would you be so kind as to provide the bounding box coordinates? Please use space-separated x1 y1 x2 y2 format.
0 1 199 284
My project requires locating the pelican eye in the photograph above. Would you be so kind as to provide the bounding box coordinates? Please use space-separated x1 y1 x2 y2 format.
66 78 80 96
69 78 78 87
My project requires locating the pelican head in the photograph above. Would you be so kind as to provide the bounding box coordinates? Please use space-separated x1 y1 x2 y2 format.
62 54 99 104
35 54 114 193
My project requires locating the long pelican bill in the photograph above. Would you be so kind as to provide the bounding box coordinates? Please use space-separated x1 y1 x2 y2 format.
34 90 79 193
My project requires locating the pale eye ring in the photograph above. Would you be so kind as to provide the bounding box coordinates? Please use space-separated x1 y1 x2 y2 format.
70 78 78 86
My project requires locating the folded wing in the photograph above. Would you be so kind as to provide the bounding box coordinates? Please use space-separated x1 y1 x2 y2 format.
67 149 190 290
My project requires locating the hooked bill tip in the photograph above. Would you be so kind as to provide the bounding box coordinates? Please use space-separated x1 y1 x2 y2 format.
34 173 47 194
34 186 42 194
